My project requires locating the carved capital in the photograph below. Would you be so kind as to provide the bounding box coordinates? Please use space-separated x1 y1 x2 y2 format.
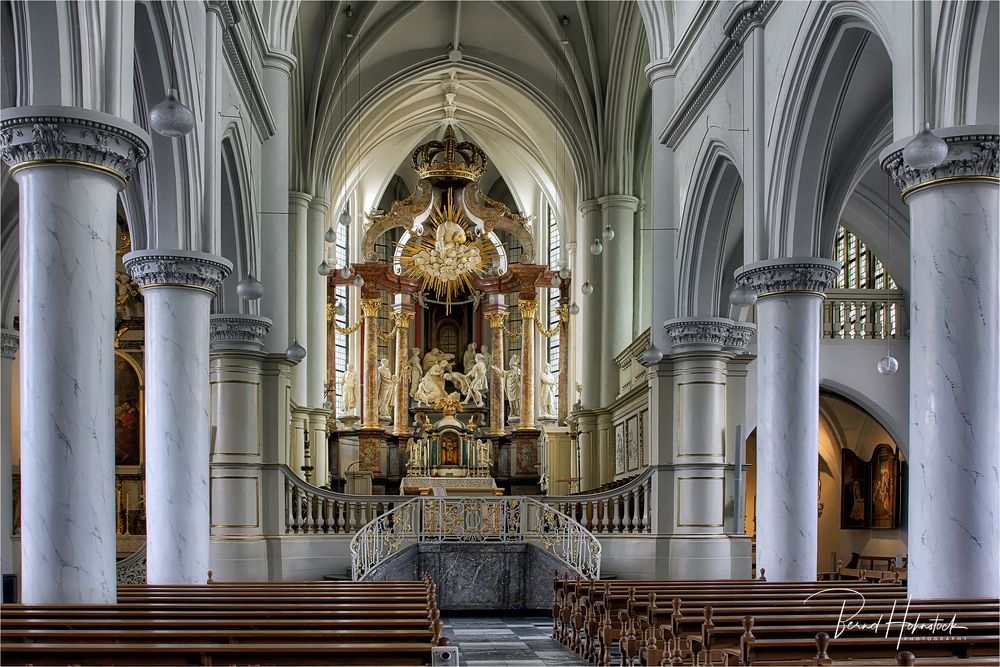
725 322 757 355
390 310 415 328
484 311 509 329
880 126 999 199
0 106 149 186
210 314 273 351
123 250 233 295
360 298 382 318
734 258 840 299
1 329 18 360
663 317 734 352
518 299 538 320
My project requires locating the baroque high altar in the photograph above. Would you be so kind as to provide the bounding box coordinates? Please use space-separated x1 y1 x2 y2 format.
327 127 571 496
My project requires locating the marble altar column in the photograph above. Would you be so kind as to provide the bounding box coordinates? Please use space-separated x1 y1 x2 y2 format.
557 282 571 425
1 106 148 603
1 331 17 578
208 315 271 580
259 52 296 353
288 191 312 405
306 198 330 408
360 298 382 429
880 127 999 599
599 195 639 406
734 258 839 582
391 306 415 435
577 200 603 409
125 251 232 585
518 299 539 430
484 306 508 435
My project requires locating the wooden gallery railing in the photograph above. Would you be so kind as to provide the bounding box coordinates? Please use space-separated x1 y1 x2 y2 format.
280 465 654 536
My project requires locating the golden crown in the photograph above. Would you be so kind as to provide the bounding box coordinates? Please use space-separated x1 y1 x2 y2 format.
411 126 488 182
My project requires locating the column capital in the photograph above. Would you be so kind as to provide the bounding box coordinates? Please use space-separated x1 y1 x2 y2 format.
210 314 273 351
262 50 297 76
360 298 382 318
123 250 233 295
1 329 18 360
734 257 840 299
644 59 676 86
288 191 313 208
517 299 538 320
0 105 150 187
308 197 331 214
879 125 999 200
578 199 602 215
598 194 640 212
390 309 415 328
663 316 754 354
484 309 509 329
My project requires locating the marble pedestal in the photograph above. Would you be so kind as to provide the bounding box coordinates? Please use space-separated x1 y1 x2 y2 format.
125 251 232 585
881 127 999 598
1 106 149 603
735 258 839 582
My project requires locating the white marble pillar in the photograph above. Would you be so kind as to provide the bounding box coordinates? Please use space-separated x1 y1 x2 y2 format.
259 52 296 353
880 127 999 599
1 106 148 603
1 331 18 578
599 195 639 407
288 191 312 405
125 251 232 585
734 258 839 581
578 200 602 409
306 198 330 408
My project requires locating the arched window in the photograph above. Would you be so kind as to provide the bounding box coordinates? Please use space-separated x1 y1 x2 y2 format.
546 203 561 373
827 226 902 339
334 219 351 412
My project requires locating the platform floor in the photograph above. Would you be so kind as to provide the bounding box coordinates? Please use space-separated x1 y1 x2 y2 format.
441 615 587 666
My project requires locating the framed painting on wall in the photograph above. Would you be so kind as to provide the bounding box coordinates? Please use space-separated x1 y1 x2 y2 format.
614 422 625 474
840 448 866 529
114 352 143 468
626 415 639 470
868 444 900 529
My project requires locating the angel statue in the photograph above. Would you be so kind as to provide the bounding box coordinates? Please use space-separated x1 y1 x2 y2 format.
408 348 423 398
539 368 558 417
341 363 358 414
375 359 397 418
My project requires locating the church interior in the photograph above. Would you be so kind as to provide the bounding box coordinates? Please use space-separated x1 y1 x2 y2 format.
0 0 998 664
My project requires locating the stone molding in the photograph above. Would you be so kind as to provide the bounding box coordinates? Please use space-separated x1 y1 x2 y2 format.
210 314 273 351
0 106 150 184
734 258 840 299
123 250 233 295
597 194 640 212
1 329 18 360
663 317 754 353
880 128 999 197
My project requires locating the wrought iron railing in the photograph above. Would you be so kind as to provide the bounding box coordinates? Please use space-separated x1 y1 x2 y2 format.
542 467 654 534
116 545 146 584
350 496 601 581
823 289 908 340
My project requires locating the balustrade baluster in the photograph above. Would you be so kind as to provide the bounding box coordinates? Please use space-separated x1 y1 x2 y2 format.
323 499 333 533
621 491 632 533
643 479 652 532
601 498 610 533
292 488 303 533
630 488 640 533
306 492 316 532
612 496 622 533
285 480 293 533
348 502 357 532
337 500 346 533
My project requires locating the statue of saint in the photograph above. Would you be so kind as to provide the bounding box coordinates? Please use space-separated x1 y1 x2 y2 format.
376 359 397 418
463 343 477 373
434 217 467 254
423 347 455 372
406 437 421 472
540 368 558 417
476 438 493 468
414 360 449 406
341 363 358 414
408 348 422 398
505 354 522 417
465 353 489 407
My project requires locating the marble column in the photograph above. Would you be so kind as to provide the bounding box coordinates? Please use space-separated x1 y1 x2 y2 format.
306 198 330 408
208 315 271 580
484 306 507 435
259 52 296 353
1 331 17 578
880 127 999 599
557 285 571 426
734 258 839 582
599 195 639 406
578 200 603 409
124 251 232 585
1 106 148 603
360 298 382 429
391 305 415 435
288 191 312 405
517 299 538 430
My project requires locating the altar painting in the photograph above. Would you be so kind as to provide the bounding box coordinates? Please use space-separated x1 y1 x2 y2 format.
114 353 143 467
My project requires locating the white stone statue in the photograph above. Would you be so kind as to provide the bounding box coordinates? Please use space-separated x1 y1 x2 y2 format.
446 369 472 402
423 347 455 372
376 359 397 418
463 343 477 373
406 436 424 472
504 354 522 417
465 353 489 407
341 363 358 414
475 438 493 468
540 368 558 417
414 360 449 406
408 348 422 398
480 344 490 360
575 380 583 406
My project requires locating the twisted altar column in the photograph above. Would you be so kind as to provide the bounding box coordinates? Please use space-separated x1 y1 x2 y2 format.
392 307 415 435
881 126 999 599
125 251 232 585
735 258 839 582
360 298 382 429
518 299 538 430
484 307 507 435
2 106 148 603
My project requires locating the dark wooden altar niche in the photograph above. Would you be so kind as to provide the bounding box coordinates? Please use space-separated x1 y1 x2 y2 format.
425 301 476 360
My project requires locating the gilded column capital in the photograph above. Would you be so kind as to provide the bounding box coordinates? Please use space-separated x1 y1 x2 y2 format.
517 299 538 320
484 310 509 329
879 125 999 200
360 298 382 318
390 310 415 328
210 314 273 351
734 257 840 299
123 250 233 295
0 105 150 187
1 329 18 360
